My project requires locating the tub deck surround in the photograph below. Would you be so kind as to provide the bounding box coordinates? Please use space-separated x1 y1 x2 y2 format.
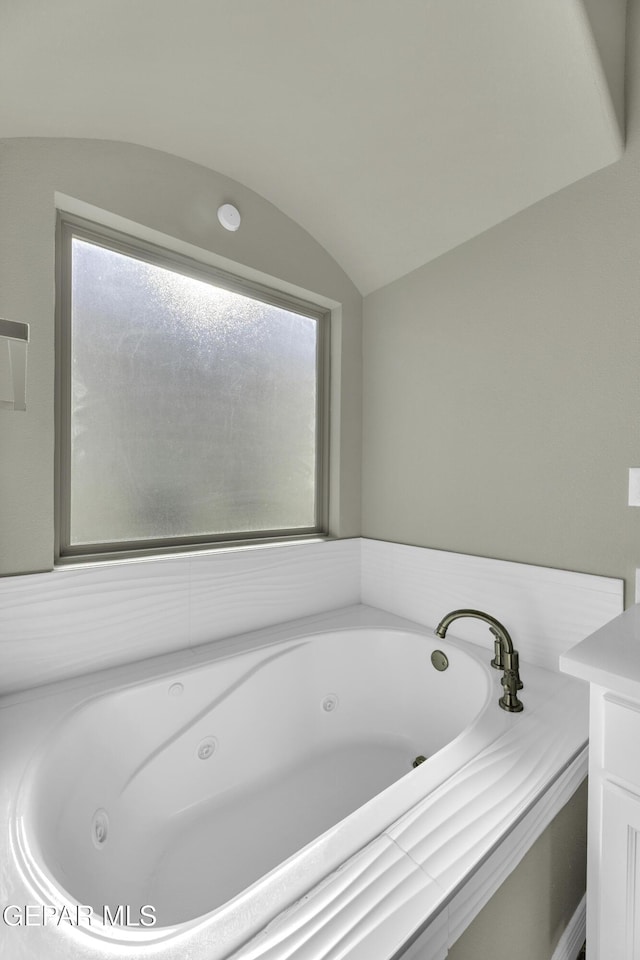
1 605 589 960
231 673 589 960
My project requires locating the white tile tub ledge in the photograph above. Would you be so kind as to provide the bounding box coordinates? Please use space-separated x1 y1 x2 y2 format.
0 603 590 960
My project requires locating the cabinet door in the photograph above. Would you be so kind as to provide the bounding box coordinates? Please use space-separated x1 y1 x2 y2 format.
599 781 640 959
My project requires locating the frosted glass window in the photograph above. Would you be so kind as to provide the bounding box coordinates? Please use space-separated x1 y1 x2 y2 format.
58 222 326 557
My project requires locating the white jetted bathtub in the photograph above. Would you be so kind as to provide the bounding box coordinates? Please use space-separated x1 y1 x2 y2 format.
3 605 588 960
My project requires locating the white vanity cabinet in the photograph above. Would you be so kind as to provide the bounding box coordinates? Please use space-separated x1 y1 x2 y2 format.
560 605 640 960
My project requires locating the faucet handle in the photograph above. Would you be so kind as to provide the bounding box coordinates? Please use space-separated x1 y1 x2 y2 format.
489 629 504 670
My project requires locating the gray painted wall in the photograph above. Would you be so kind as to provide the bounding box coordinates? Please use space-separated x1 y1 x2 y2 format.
362 0 640 604
0 139 362 576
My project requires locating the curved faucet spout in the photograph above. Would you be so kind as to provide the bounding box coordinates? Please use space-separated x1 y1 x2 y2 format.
434 607 524 712
435 608 514 655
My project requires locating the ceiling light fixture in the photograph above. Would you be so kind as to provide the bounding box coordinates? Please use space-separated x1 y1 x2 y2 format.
217 203 241 232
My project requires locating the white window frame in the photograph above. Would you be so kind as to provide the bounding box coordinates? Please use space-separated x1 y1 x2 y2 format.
55 213 330 562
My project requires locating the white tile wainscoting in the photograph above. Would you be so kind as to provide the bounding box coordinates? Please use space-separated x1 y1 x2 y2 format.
0 538 623 695
0 540 361 695
361 540 623 672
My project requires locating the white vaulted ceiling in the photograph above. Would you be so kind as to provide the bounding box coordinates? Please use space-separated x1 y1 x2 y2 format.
0 0 626 294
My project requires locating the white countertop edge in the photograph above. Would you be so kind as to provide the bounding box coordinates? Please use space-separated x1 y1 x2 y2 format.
560 603 640 700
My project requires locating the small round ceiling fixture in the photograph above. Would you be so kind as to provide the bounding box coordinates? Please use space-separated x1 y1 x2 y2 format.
217 203 241 232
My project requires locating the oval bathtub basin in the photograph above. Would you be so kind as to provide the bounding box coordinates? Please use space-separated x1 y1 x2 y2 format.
16 627 493 929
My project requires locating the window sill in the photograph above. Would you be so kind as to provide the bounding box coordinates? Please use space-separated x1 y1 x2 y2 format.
54 534 337 570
